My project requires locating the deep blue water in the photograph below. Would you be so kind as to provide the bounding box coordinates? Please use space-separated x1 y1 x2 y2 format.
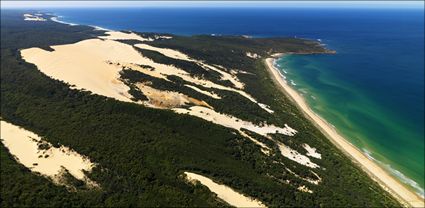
41 7 424 196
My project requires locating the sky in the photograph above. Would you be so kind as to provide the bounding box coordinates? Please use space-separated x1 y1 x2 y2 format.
1 1 424 9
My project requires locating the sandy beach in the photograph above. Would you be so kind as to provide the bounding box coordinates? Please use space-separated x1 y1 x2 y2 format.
265 56 424 207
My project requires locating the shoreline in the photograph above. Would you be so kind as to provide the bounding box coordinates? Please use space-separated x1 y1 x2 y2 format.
24 11 423 206
264 55 424 208
50 14 111 31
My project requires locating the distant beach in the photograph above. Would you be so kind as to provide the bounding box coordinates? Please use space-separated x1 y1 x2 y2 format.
265 56 424 207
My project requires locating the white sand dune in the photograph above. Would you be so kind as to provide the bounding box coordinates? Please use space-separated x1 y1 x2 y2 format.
184 172 266 207
265 57 424 207
135 83 212 109
20 34 295 155
134 43 245 89
303 144 322 159
118 62 169 81
297 185 313 193
258 103 274 114
309 171 322 185
99 31 153 42
238 130 271 155
285 167 322 185
246 52 260 59
85 41 251 105
153 35 173 40
23 14 46 21
173 106 296 138
135 43 193 62
0 120 97 187
120 58 243 98
118 52 270 113
99 31 172 41
198 63 245 89
173 105 301 156
21 39 139 103
21 35 272 113
184 84 222 99
277 143 319 168
237 70 256 75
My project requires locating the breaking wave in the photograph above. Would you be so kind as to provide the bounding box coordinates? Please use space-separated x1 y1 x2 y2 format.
362 148 424 198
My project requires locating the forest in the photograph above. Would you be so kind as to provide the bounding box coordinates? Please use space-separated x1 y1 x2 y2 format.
1 10 399 207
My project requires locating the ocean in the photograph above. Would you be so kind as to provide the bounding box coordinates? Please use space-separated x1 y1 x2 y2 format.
43 7 424 196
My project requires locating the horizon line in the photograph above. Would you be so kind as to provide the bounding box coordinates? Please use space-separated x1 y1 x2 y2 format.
1 1 424 9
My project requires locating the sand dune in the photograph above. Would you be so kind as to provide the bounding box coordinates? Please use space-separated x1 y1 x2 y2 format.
21 39 137 103
184 172 266 207
135 83 212 109
238 130 271 155
297 185 313 193
99 31 153 42
173 106 296 138
135 43 193 62
99 31 173 42
277 142 320 168
184 84 222 99
198 63 245 89
286 167 322 185
0 120 97 187
246 52 260 59
20 37 290 153
303 143 322 159
119 48 271 113
21 36 272 114
134 43 245 89
23 14 46 21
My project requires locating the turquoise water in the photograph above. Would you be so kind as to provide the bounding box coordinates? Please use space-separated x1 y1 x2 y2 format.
38 7 424 196
273 9 424 196
276 52 424 196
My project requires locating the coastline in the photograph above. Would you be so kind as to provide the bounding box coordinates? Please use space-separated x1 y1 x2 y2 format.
50 15 111 31
20 12 423 206
264 55 424 208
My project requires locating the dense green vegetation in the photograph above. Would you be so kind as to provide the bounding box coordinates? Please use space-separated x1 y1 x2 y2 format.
1 10 399 207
